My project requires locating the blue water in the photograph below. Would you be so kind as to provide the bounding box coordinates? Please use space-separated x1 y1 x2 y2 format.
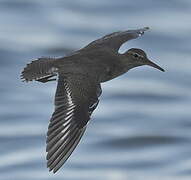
0 0 191 179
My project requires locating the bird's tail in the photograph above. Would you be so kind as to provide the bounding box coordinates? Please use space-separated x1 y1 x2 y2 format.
21 57 58 82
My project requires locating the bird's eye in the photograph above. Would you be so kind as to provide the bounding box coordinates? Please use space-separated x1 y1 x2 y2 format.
133 53 139 58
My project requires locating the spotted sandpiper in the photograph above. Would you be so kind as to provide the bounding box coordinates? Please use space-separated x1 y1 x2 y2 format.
21 27 164 173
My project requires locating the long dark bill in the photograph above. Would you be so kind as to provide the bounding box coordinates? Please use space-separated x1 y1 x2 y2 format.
147 59 165 72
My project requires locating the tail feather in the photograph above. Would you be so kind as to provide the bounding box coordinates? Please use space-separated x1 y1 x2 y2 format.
21 57 58 82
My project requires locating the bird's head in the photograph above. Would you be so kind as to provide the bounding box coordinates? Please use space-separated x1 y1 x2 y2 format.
123 48 165 72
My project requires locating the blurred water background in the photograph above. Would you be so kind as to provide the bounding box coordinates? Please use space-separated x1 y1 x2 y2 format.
0 0 191 180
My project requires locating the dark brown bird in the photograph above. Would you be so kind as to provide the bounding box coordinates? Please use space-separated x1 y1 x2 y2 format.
21 27 164 173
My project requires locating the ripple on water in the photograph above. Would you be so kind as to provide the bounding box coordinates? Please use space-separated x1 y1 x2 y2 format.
105 92 184 103
95 135 189 150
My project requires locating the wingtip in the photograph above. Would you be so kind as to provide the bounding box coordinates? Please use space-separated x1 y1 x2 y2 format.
137 27 150 37
48 163 55 173
47 165 59 174
143 27 150 31
53 168 59 174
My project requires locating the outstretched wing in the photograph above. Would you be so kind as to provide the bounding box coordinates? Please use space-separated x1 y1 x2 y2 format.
85 27 149 51
46 74 102 173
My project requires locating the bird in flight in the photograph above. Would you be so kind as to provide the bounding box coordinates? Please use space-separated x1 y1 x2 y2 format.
21 27 164 173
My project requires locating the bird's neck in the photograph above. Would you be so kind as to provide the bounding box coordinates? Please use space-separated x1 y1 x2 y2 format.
118 54 137 72
100 54 135 82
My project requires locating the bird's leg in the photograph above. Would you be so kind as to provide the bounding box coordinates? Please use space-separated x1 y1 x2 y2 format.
36 74 57 83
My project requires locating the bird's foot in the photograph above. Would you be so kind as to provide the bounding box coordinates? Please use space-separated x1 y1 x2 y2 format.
36 75 57 83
